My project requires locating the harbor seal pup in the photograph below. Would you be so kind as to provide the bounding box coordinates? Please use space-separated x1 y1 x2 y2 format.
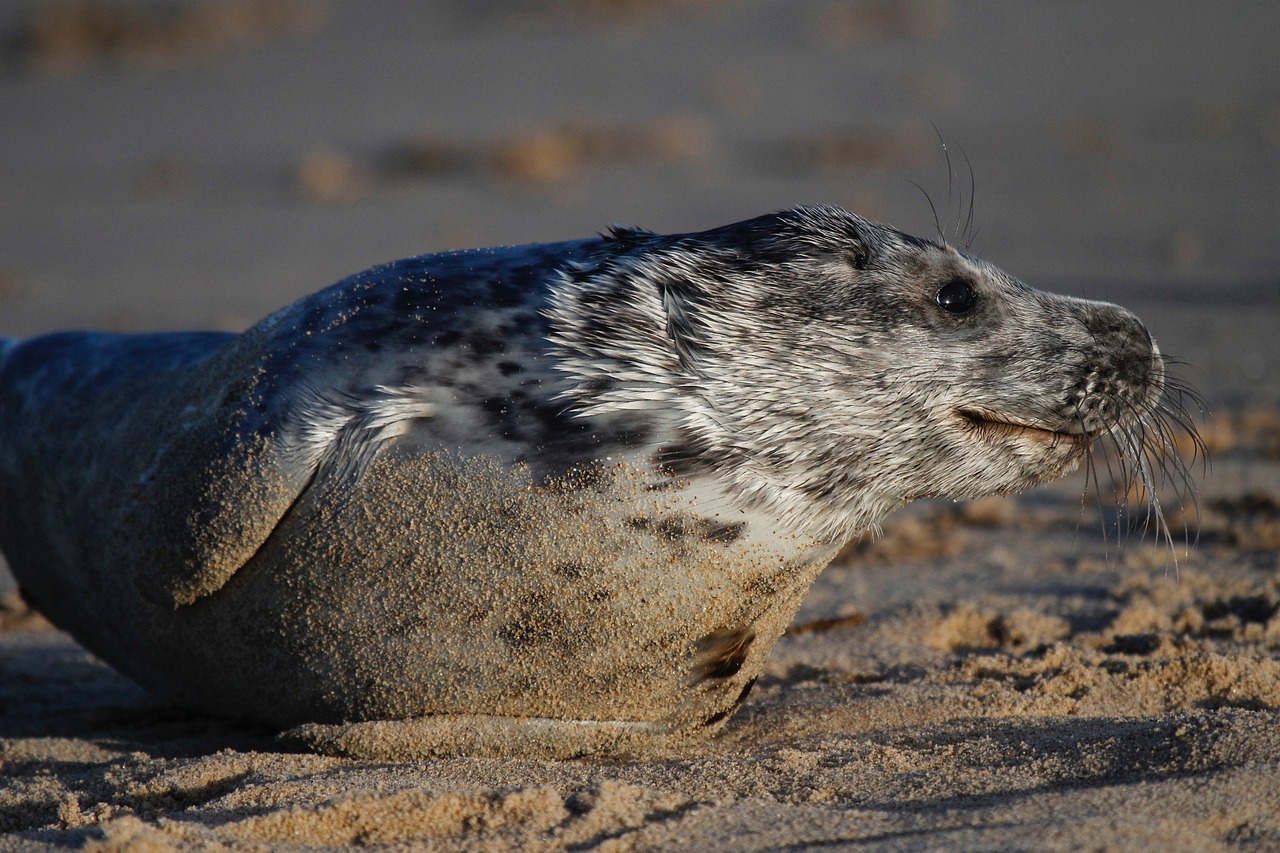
0 206 1186 758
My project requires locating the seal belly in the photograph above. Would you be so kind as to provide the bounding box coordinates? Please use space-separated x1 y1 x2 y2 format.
166 448 828 729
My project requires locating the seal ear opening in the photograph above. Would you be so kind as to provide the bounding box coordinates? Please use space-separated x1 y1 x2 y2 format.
843 243 870 270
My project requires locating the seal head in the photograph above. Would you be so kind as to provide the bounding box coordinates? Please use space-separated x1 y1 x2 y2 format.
546 207 1165 541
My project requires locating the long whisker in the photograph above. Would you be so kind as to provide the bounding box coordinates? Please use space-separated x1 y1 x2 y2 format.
960 144 977 249
911 181 945 243
1064 352 1205 571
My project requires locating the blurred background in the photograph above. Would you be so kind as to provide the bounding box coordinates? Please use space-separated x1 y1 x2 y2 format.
0 0 1276 456
0 1 1276 374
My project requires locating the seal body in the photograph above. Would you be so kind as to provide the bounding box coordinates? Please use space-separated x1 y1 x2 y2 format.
0 207 1166 757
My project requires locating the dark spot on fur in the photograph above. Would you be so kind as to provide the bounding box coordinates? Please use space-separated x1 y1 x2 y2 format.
498 604 571 651
466 328 508 359
489 280 524 308
698 519 746 543
518 397 562 423
434 329 462 347
480 397 510 416
605 415 654 447
1103 634 1161 656
1203 595 1278 626
651 431 712 478
631 512 738 542
479 396 523 442
741 565 796 599
515 397 614 461
693 627 755 681
656 517 688 541
497 361 523 376
506 312 541 335
585 585 615 604
370 317 414 340
393 284 435 316
490 263 552 308
580 377 616 395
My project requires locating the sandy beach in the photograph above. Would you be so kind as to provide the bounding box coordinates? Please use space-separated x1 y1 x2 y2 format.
1 1 1278 849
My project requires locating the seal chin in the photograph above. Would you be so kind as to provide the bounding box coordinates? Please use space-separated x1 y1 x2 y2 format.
953 408 1100 451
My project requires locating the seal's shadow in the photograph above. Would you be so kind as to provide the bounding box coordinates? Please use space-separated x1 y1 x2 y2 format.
0 629 279 758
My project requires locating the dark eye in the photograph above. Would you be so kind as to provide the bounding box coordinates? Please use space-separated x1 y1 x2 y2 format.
936 278 976 314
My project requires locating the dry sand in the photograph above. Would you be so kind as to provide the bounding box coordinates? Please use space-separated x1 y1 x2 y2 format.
2 1 1278 849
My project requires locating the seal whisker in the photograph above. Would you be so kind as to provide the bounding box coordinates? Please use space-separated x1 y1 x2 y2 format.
959 144 977 249
1142 401 1203 545
1078 417 1124 555
928 121 961 244
910 180 945 244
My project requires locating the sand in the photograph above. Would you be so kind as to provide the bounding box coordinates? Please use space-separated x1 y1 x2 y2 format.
2 1 1278 849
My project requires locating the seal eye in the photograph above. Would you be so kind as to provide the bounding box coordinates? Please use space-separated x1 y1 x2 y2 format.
936 278 977 314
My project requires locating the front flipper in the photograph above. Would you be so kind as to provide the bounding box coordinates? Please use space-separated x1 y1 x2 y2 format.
131 352 439 608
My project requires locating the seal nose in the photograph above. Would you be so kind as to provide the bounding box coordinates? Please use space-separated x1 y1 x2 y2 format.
1120 311 1161 391
1073 304 1164 431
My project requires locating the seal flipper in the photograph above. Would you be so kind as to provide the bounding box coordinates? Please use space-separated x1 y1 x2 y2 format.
127 344 438 608
167 383 440 604
0 331 266 613
0 328 310 609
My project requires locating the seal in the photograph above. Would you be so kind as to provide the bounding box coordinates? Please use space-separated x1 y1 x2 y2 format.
0 206 1187 758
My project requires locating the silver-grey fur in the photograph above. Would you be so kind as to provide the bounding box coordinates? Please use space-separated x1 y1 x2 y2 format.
0 206 1187 758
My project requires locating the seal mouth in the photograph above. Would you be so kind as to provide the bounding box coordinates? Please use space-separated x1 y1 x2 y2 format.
954 408 1102 447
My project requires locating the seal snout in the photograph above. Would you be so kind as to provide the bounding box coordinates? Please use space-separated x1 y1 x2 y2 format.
1065 304 1165 436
